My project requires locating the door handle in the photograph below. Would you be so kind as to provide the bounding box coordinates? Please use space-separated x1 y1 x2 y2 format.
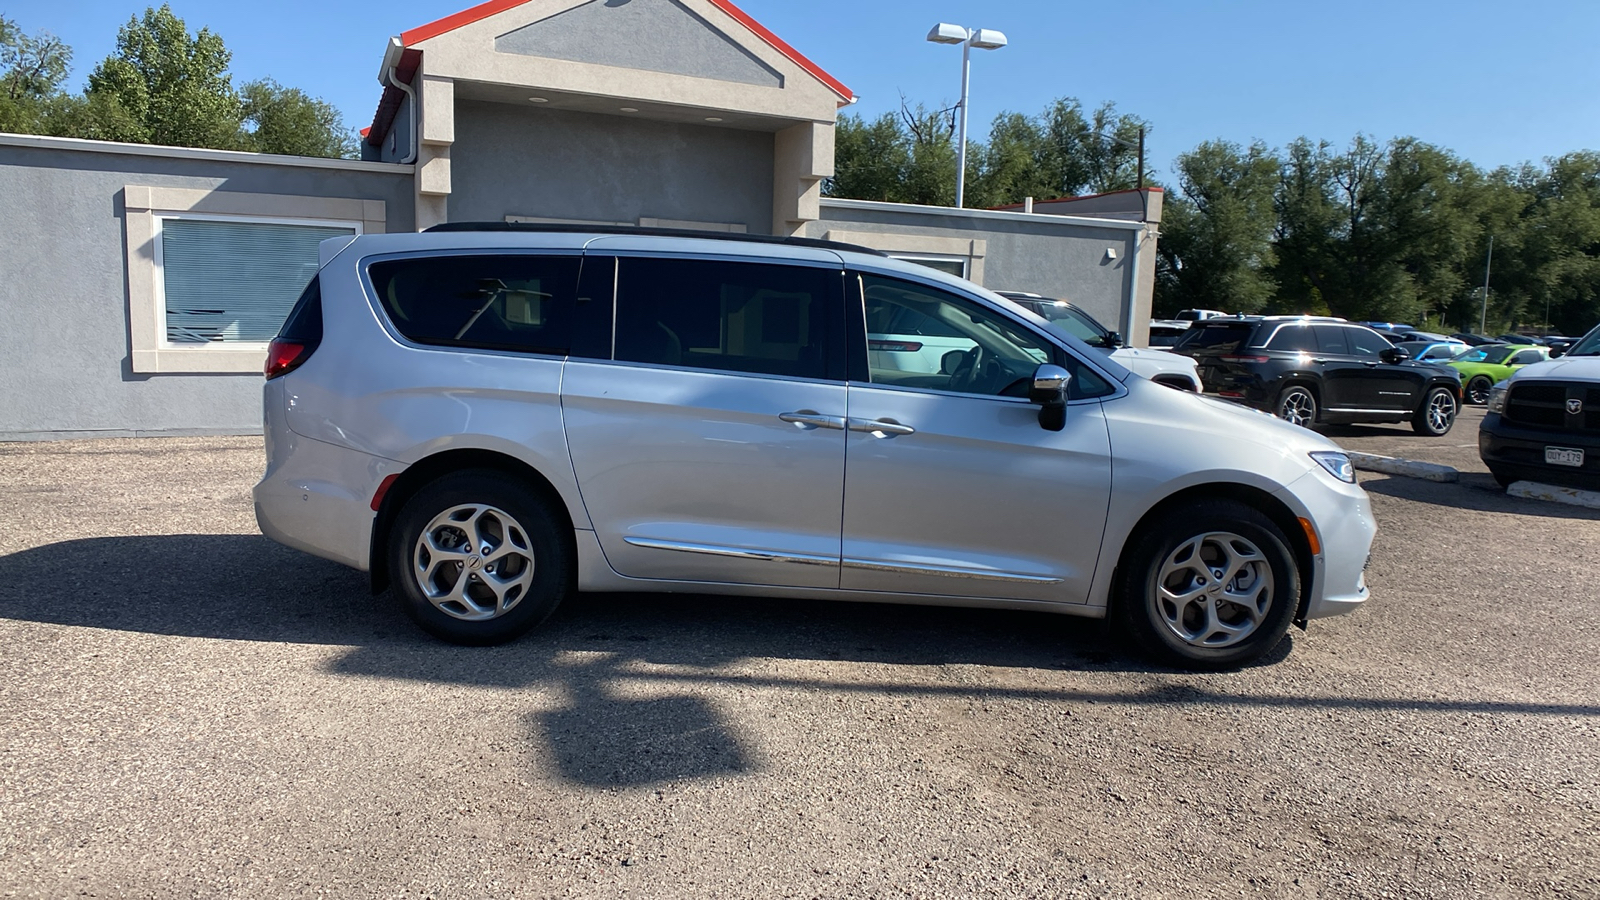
1309 358 1328 364
778 411 846 430
847 417 916 437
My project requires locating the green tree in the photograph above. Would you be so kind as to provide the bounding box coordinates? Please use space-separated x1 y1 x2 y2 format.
0 15 72 132
240 78 356 158
85 3 241 148
827 112 911 201
1154 140 1280 315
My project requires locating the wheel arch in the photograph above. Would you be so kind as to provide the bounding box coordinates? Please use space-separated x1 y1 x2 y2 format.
369 448 577 594
1109 482 1317 626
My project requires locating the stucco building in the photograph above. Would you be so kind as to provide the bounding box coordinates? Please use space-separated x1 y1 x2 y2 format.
0 0 1161 440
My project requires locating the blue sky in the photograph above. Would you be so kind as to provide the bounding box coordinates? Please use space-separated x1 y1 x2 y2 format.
8 0 1598 182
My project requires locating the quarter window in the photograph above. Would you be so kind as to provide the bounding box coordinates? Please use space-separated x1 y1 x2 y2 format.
613 257 840 380
368 254 580 355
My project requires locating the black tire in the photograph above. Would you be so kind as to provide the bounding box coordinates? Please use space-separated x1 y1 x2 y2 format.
1114 499 1300 670
1466 375 1494 406
1275 385 1317 428
1411 385 1458 436
388 470 571 645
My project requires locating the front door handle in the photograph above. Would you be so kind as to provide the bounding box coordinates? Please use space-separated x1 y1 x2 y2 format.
847 417 916 437
779 410 846 430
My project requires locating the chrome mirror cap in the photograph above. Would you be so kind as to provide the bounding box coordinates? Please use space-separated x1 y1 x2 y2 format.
1029 364 1072 406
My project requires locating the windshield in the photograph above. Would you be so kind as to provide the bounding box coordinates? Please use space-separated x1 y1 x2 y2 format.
1451 345 1516 364
1567 325 1600 357
1025 301 1106 342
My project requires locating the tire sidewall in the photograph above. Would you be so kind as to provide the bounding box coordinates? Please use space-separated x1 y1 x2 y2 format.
388 471 570 645
1116 500 1300 670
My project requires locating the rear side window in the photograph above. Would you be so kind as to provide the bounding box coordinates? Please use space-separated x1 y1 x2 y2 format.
1313 326 1350 355
1173 323 1253 352
1267 325 1316 352
368 254 580 355
614 257 841 380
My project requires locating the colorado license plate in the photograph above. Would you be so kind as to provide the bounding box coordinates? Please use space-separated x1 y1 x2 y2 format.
1545 446 1585 467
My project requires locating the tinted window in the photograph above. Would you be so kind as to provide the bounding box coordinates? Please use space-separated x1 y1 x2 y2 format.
1313 325 1350 355
1347 328 1393 358
614 257 840 379
1512 349 1545 365
1173 323 1253 352
369 254 579 354
860 274 1111 400
1268 325 1317 352
276 275 323 344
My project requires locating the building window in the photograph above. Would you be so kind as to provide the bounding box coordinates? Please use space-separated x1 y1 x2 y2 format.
123 185 386 374
158 216 358 344
889 255 967 278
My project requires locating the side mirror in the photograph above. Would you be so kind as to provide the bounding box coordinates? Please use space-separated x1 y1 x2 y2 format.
1379 347 1410 364
1550 346 1567 359
940 349 967 375
1101 331 1124 349
1029 364 1072 431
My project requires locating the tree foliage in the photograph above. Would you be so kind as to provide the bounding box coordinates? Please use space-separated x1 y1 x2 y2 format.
1 6 355 158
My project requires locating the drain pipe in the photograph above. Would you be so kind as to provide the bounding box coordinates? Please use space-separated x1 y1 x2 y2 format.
378 37 417 165
1123 226 1144 345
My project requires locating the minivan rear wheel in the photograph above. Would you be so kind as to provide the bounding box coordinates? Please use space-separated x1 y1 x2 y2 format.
1276 386 1317 428
1116 499 1300 670
389 470 571 645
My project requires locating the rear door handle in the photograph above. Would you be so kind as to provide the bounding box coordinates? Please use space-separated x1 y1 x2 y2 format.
779 411 846 430
847 417 915 437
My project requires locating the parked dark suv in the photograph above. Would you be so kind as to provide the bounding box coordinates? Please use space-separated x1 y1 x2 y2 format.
1172 317 1463 435
1479 322 1600 489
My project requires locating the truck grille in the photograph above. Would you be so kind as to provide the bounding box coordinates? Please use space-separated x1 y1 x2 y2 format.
1504 382 1600 432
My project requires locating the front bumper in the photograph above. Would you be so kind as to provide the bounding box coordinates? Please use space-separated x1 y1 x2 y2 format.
1276 469 1376 620
1479 413 1600 490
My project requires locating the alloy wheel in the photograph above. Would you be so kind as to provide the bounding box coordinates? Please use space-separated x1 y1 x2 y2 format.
1152 531 1274 649
412 503 536 620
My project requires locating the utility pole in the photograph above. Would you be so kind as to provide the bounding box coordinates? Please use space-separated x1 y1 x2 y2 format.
1137 126 1145 189
1479 235 1493 334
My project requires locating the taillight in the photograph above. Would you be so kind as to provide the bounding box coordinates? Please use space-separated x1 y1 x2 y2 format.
1220 355 1270 363
870 340 924 352
265 338 311 379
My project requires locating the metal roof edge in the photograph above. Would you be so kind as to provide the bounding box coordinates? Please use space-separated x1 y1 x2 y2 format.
819 197 1148 231
0 132 415 174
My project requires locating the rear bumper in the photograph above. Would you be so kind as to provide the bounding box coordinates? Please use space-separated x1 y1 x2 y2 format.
1479 413 1600 489
254 420 400 572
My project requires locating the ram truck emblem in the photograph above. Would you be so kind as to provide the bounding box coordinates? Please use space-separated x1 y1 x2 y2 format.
1567 398 1584 415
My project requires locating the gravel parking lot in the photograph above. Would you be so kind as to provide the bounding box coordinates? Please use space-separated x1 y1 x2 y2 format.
2 428 1597 899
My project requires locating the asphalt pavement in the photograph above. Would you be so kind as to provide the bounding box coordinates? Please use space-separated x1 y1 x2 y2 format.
1 431 1596 899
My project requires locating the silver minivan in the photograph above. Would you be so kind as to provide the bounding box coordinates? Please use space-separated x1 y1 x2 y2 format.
254 226 1374 669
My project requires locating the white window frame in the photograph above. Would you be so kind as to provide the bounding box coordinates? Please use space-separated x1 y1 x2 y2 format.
888 254 969 278
124 185 385 373
152 211 362 353
823 229 987 284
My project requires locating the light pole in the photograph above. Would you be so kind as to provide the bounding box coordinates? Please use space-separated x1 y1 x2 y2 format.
1479 235 1493 335
927 23 1007 208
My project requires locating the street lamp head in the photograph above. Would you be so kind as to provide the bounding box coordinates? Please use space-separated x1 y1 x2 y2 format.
969 28 1008 50
926 23 969 44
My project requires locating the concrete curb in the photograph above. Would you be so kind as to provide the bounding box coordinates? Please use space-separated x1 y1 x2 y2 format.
1506 481 1600 509
1346 451 1460 483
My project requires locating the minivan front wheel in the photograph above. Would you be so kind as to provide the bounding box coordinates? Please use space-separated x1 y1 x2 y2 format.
389 471 571 645
1116 500 1300 669
1275 386 1317 428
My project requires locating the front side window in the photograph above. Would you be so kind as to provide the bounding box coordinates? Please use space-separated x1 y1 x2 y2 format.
1346 328 1393 358
369 254 579 355
613 257 840 380
160 217 355 343
860 274 1111 399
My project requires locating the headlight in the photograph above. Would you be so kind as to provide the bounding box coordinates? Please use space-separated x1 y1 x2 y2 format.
1487 383 1509 414
1309 451 1355 484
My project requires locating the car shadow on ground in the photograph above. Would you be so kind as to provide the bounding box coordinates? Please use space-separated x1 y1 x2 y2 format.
5 535 1595 788
1360 472 1600 519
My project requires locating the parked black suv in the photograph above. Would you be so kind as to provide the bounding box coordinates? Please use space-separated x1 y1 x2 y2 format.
1172 317 1463 435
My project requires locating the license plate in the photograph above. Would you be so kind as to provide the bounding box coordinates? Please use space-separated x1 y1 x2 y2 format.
1545 446 1585 467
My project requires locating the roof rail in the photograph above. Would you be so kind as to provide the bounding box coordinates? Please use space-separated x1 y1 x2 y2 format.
422 222 888 257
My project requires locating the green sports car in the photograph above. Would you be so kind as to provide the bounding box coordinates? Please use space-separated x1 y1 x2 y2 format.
1449 344 1550 404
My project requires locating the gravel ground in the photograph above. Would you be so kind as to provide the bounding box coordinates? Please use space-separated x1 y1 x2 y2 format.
1 433 1597 899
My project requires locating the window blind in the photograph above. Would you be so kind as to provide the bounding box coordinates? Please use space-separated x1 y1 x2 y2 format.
161 219 355 343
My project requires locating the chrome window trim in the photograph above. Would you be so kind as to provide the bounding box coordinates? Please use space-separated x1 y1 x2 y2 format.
566 356 847 388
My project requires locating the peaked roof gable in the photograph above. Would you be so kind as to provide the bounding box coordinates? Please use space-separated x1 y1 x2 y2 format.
399 0 853 102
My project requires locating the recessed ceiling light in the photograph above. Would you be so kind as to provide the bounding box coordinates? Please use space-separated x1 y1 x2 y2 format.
528 97 548 103
619 107 639 113
705 117 723 122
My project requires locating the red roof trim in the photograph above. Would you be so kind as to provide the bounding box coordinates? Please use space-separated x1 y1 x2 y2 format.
703 0 853 102
397 0 853 102
401 0 528 46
